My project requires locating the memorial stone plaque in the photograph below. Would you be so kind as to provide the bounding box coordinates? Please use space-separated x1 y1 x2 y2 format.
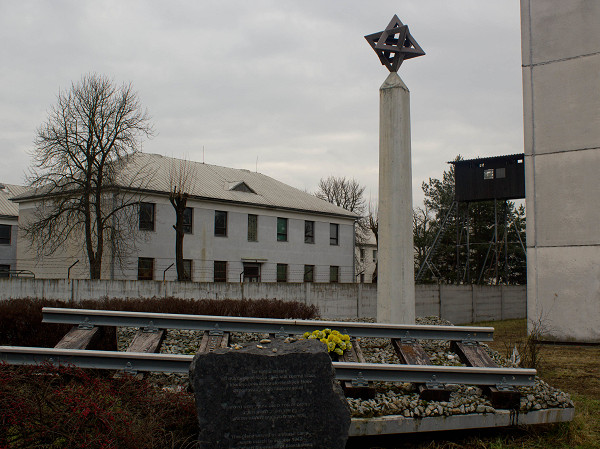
189 338 351 449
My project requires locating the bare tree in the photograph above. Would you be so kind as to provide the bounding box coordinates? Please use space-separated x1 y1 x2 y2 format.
169 158 197 281
315 176 366 215
413 205 434 279
24 74 153 279
367 201 378 282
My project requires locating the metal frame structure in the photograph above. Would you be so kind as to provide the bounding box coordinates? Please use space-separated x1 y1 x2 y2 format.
41 307 494 341
0 346 536 387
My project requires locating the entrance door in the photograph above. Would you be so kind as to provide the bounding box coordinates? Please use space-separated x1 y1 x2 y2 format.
243 263 261 282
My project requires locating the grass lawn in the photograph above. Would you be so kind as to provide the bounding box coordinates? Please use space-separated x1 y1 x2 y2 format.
353 318 600 449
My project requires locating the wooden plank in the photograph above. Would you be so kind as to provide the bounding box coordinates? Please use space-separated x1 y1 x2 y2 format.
126 330 165 353
451 341 521 409
55 326 100 350
341 339 376 399
198 331 230 353
392 339 451 401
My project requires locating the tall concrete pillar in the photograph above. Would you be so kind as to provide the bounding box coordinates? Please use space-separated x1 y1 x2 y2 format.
377 72 415 324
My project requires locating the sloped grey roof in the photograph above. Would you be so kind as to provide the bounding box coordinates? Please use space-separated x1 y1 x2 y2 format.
0 183 28 218
12 154 359 219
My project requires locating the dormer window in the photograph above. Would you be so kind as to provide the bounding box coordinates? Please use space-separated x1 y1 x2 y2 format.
229 181 256 194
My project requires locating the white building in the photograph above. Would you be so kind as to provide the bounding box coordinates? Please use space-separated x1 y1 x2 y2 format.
0 183 28 277
355 230 377 283
14 154 359 282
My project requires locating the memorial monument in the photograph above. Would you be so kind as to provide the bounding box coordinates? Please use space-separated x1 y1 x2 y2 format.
365 16 425 324
189 339 351 448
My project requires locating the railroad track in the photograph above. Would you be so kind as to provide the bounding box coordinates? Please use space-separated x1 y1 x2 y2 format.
0 307 536 409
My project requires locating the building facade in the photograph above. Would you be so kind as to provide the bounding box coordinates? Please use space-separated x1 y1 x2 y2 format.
355 230 377 283
14 154 358 283
521 0 600 342
0 183 28 277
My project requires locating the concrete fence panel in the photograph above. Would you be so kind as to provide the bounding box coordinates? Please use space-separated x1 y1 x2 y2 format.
415 285 440 317
440 285 473 324
0 279 525 323
501 285 527 320
473 285 502 322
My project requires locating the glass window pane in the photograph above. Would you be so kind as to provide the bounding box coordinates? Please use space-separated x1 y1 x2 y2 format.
215 211 227 236
0 225 11 244
303 265 314 282
484 169 494 180
0 264 10 278
330 223 339 245
248 214 258 242
496 167 506 179
183 207 193 234
139 203 155 231
304 221 314 244
214 261 227 282
276 263 288 282
277 218 287 241
181 259 192 281
137 258 154 280
330 266 339 283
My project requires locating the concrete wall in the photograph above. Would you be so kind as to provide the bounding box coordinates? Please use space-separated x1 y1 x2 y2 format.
521 0 600 342
0 278 525 323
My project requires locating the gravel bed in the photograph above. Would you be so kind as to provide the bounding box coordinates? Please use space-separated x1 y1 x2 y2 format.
116 316 574 418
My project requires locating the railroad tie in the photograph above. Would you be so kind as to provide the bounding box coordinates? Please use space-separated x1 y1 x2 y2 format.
451 341 521 409
340 339 376 399
391 338 451 402
54 326 101 350
198 331 230 353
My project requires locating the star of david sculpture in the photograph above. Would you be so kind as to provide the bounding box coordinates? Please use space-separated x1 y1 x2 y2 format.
364 15 425 72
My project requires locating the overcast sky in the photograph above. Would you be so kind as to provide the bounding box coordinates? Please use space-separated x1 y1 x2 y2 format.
0 1 524 208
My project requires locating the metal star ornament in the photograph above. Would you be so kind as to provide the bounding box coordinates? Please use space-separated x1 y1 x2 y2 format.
365 15 425 72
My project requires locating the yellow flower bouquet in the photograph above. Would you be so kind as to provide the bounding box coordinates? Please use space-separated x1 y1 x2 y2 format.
301 328 352 358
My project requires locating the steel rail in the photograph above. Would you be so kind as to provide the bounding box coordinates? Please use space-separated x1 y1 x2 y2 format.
42 308 494 341
0 346 535 386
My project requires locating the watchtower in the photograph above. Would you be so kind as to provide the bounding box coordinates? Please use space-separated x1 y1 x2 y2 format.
416 154 526 284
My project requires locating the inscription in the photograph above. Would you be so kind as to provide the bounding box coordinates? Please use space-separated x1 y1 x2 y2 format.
231 431 313 449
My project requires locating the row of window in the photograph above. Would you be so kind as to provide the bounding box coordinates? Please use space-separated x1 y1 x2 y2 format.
0 225 11 245
139 203 341 245
359 248 378 263
137 258 341 283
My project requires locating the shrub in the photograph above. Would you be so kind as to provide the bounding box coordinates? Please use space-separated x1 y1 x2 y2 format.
0 362 198 449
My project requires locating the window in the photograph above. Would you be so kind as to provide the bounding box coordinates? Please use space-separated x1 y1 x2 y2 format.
360 273 365 283
359 248 365 262
137 258 154 280
0 225 11 245
277 217 288 242
139 203 155 231
215 211 227 236
373 250 378 263
304 265 314 283
183 207 193 234
496 167 506 179
230 182 255 193
483 169 494 180
248 214 258 242
276 264 288 282
330 266 339 283
243 263 260 282
330 223 339 245
181 259 192 281
0 264 10 278
214 261 227 282
304 220 314 244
